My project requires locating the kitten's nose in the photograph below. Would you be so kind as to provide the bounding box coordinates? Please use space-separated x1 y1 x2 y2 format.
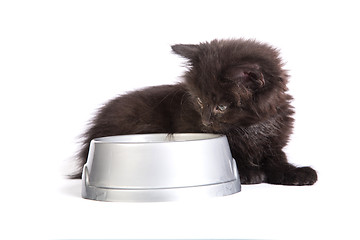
202 117 212 126
202 120 212 126
202 109 212 126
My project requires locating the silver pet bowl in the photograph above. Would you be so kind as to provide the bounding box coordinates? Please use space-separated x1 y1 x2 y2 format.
82 133 241 202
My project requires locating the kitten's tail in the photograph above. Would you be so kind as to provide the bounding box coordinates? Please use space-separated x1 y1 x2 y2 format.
68 139 91 179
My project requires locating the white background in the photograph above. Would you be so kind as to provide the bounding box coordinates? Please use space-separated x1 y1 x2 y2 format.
1 0 359 239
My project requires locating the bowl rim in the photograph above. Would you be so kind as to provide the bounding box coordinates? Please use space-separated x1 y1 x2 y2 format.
92 133 225 144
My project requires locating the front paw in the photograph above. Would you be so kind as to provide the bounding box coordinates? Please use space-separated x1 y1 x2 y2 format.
268 166 318 186
239 168 266 184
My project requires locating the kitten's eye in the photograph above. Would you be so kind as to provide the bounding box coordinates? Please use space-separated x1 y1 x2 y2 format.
197 97 203 108
216 104 227 112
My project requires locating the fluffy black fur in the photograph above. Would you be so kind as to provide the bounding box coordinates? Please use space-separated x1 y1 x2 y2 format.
72 39 317 185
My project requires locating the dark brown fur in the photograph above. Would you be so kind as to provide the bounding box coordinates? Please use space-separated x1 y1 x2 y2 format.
72 39 317 185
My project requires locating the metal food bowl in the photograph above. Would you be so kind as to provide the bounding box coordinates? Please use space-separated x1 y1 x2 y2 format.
82 133 241 202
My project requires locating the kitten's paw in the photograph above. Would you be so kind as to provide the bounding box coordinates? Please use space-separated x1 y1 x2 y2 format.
239 168 266 184
268 166 318 186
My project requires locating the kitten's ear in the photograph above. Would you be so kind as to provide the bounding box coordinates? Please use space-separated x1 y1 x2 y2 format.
171 44 199 60
226 65 265 88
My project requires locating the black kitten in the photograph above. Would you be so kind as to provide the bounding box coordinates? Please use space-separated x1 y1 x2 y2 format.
73 39 317 185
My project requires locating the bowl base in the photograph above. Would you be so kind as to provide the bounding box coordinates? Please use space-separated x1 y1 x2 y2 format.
82 165 241 202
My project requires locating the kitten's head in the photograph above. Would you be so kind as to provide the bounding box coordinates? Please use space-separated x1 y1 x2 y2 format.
172 39 290 132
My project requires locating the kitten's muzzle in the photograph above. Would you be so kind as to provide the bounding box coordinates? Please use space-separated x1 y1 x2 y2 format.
202 119 212 127
201 107 213 126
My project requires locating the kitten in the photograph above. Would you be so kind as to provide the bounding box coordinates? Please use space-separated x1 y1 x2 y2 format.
72 39 317 185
